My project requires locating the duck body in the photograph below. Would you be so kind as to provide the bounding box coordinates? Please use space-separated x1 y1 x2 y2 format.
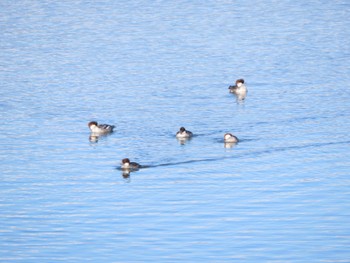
224 133 239 143
88 121 115 134
121 158 141 170
176 127 193 139
229 79 247 99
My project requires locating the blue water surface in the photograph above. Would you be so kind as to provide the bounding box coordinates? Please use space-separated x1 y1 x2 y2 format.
1 1 350 262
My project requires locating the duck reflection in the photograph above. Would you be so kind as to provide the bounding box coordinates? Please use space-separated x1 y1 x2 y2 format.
176 137 192 145
122 170 131 182
88 132 114 143
224 142 237 149
89 134 99 143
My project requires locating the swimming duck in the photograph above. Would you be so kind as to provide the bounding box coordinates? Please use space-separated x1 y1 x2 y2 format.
224 133 239 143
121 158 141 170
176 127 193 139
228 79 247 99
88 121 115 134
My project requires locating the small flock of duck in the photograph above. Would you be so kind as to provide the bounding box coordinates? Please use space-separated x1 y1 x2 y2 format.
88 79 247 173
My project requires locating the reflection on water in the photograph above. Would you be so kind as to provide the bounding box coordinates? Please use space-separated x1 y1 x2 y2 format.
224 142 237 149
122 170 131 182
176 137 192 145
88 132 114 143
89 134 99 143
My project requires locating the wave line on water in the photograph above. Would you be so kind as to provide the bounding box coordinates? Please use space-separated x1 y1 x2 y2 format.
118 140 350 170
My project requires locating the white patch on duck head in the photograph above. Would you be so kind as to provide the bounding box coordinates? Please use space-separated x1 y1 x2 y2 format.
224 133 233 140
88 121 98 130
121 158 130 167
235 79 244 88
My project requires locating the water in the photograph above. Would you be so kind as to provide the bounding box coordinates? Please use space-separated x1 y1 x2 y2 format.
1 1 350 262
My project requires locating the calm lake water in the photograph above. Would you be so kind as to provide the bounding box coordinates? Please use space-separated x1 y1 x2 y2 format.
1 1 350 262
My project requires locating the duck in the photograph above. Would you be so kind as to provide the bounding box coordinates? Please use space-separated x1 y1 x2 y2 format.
121 158 141 170
176 127 193 139
88 121 115 134
228 79 247 99
224 133 239 143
